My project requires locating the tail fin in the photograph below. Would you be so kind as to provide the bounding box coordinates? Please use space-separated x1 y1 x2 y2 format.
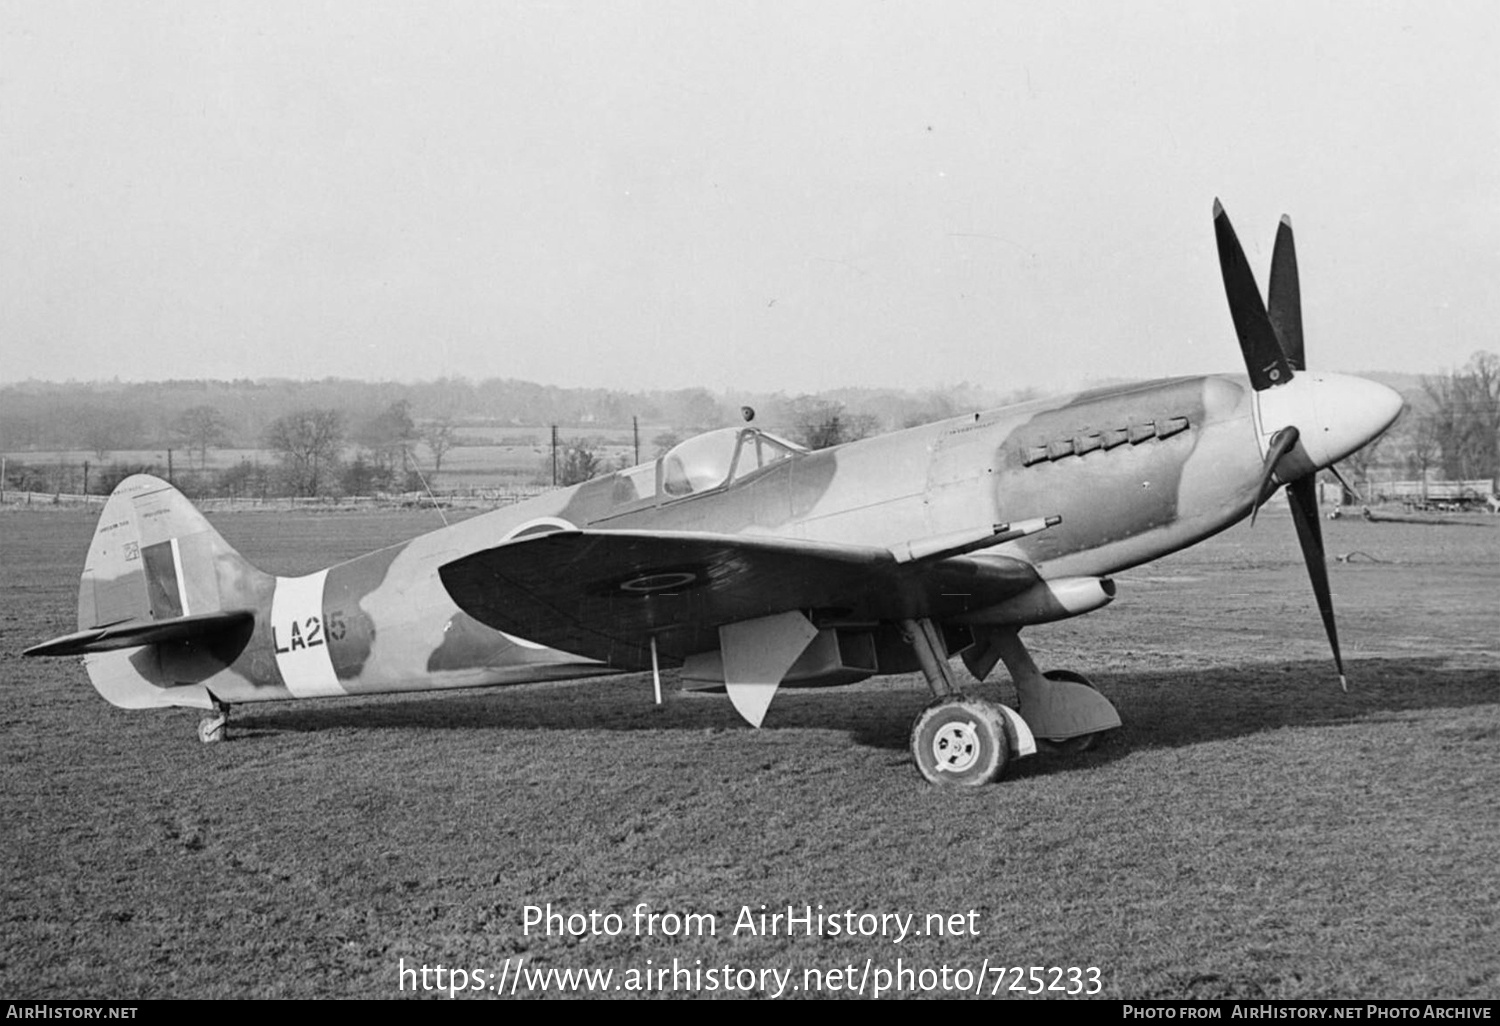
25 475 270 709
76 475 255 629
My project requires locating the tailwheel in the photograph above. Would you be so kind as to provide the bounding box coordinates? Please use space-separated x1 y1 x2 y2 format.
911 696 1010 786
1038 670 1106 754
197 700 229 744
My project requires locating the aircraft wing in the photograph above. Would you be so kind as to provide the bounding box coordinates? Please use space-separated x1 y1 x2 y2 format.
438 528 1041 669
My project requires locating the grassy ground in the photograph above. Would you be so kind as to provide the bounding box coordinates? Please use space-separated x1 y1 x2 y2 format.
1 508 1496 999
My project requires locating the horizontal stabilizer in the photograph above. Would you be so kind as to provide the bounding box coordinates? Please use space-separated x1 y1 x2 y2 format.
24 609 255 658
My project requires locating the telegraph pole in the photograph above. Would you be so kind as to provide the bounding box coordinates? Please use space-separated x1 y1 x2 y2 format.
550 425 558 486
633 416 640 465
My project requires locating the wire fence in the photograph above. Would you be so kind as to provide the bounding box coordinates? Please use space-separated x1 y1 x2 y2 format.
0 486 550 512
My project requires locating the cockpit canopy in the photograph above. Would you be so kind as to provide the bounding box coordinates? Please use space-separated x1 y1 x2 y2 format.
662 427 805 496
610 427 807 506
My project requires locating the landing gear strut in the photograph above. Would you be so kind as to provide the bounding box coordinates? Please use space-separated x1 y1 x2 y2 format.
963 627 1120 749
197 698 229 744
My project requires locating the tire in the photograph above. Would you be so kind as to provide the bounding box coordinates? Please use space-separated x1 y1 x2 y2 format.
910 696 1010 786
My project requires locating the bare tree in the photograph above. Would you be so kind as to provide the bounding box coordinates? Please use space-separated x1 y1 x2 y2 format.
785 396 881 450
80 407 142 460
1340 432 1387 502
421 416 459 481
1422 350 1500 485
558 443 601 486
265 409 345 496
215 459 270 500
82 419 114 461
173 405 229 469
663 388 722 431
356 399 418 489
1401 412 1442 501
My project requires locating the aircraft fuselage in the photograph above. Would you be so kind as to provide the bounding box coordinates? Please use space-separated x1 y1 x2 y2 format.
65 368 1401 716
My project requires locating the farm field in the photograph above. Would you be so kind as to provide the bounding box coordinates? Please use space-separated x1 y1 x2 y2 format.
5 429 647 492
1 506 1497 1000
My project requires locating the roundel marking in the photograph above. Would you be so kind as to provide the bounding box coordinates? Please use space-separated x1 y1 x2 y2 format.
619 571 699 594
504 516 575 541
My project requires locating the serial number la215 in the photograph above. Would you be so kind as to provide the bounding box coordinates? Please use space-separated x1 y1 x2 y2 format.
271 612 347 653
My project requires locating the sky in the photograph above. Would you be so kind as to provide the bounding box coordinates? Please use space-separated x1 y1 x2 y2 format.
2 1 1497 395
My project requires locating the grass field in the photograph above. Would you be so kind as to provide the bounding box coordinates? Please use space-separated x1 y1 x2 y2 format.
1 507 1497 1000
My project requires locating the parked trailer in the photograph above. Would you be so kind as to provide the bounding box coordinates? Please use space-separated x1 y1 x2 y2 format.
1374 479 1497 512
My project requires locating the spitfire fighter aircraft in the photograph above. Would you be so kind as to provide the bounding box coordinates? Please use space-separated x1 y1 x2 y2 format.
26 202 1403 785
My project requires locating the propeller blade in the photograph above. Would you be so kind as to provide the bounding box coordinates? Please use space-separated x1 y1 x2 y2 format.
1214 199 1295 391
1250 425 1301 527
1268 215 1305 372
1286 474 1347 691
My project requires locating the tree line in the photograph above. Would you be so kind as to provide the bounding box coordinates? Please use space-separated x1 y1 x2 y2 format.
0 377 986 459
4 358 1496 500
1337 351 1500 501
0 378 992 498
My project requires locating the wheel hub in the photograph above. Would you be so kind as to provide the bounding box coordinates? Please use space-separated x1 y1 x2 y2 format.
931 720 980 773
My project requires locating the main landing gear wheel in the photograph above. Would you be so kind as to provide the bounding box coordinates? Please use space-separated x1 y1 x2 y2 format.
911 696 1010 786
1039 670 1105 754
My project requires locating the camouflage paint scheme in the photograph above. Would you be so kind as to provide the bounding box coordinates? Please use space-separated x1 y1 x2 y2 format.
30 368 1400 725
23 203 1407 783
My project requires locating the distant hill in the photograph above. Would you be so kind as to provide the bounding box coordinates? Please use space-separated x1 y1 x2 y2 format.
0 365 1464 456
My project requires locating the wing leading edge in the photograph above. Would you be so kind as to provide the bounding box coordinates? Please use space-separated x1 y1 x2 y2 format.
438 528 1044 670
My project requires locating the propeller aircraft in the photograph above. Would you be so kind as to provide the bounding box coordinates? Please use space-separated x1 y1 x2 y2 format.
25 201 1404 785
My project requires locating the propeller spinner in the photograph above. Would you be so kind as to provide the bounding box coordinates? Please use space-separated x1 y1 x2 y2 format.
1213 200 1403 689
